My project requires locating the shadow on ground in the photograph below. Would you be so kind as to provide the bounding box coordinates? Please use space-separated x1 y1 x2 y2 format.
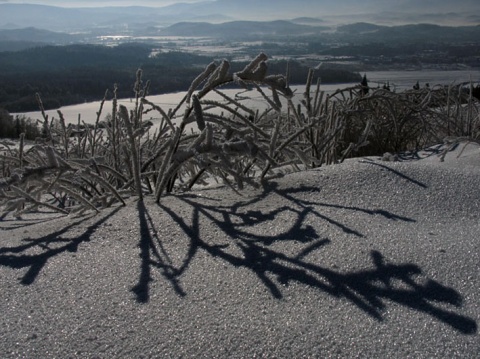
0 166 476 335
0 208 120 285
130 180 477 335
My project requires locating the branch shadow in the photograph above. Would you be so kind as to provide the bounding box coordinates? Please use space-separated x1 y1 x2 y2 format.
131 200 187 302
359 159 428 188
133 182 477 335
0 213 67 229
0 208 121 285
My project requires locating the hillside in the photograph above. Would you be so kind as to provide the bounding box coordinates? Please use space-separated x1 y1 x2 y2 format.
0 27 76 42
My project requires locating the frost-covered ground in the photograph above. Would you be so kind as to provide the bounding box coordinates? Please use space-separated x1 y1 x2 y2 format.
1 143 479 358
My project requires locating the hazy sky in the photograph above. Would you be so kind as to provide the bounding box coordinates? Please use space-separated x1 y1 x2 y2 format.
0 0 204 7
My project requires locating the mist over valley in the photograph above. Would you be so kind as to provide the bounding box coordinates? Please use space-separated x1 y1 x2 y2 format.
0 0 479 113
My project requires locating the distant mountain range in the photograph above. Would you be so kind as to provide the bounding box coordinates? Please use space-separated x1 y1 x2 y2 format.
157 21 480 43
158 0 480 21
0 0 479 32
0 1 479 52
159 20 327 38
2 21 479 51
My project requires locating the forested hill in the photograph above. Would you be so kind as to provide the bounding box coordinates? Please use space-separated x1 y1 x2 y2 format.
0 44 212 112
0 43 202 73
0 43 361 113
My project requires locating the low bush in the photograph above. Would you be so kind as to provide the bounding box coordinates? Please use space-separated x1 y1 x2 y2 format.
1 53 479 217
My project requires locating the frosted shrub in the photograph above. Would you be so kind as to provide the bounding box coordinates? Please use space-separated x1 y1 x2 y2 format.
1 53 478 217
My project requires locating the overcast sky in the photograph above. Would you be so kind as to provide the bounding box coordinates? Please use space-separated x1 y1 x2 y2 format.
0 0 204 7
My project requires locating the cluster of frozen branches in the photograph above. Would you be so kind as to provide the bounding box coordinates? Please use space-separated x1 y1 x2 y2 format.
1 53 479 217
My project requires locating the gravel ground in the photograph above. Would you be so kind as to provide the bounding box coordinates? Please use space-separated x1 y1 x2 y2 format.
1 143 479 358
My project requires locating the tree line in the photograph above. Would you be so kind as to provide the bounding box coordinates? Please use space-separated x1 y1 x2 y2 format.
0 109 41 139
